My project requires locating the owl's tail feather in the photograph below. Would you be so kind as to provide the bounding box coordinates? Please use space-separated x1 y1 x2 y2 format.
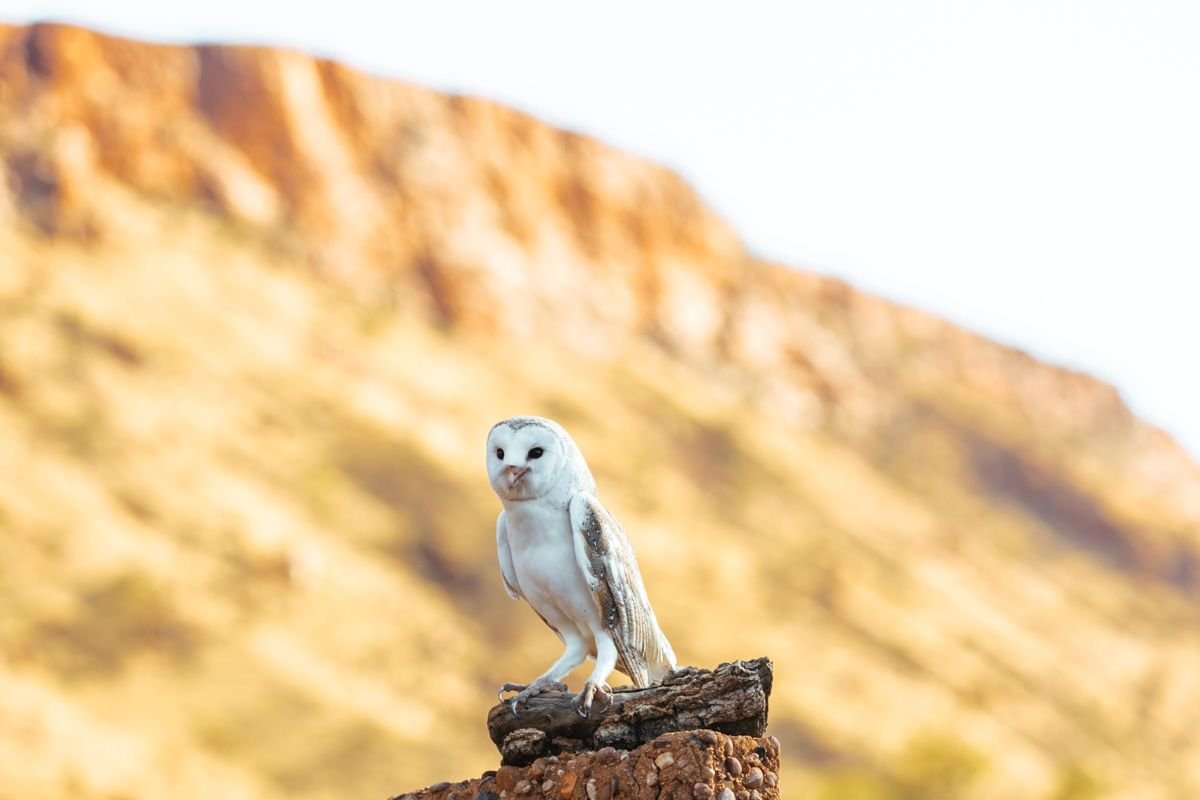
646 630 677 684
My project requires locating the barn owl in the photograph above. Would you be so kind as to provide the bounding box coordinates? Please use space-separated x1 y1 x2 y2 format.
486 416 676 716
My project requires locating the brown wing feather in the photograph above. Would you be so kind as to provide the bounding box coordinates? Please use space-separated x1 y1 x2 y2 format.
569 493 673 687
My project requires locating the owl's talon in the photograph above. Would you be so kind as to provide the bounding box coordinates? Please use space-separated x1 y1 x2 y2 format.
574 680 613 717
503 676 568 715
497 682 527 702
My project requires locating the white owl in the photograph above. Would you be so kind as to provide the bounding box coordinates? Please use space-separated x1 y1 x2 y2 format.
485 416 677 716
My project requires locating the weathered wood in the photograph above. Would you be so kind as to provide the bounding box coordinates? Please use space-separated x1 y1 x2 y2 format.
486 657 772 765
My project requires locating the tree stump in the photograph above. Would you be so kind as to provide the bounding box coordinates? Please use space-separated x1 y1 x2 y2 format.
486 657 772 765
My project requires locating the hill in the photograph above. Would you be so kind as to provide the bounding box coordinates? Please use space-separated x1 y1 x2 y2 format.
1 22 1199 800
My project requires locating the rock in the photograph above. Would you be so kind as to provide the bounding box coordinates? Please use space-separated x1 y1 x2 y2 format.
502 730 548 766
495 767 520 791
390 729 781 800
487 660 773 764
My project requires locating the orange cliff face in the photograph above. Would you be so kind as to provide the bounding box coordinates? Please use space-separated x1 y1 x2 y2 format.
2 21 1200 800
0 22 743 340
11 22 1198 559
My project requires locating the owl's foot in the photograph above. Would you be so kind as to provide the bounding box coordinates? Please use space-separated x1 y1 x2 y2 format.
498 677 568 715
574 680 613 717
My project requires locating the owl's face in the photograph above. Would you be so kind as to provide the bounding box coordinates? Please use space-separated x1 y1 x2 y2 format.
486 419 568 502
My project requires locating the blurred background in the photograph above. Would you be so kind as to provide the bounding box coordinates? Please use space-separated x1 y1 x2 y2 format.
1 4 1199 800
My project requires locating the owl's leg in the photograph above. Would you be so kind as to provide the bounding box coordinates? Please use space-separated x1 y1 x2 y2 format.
575 630 618 717
501 632 588 714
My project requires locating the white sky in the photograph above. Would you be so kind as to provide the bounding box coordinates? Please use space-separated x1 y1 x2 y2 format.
7 1 1200 458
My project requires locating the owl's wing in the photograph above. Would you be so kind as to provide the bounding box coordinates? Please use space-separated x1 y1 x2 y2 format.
569 492 676 688
495 512 522 600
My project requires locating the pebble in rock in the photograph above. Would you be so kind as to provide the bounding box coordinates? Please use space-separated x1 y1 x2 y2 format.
725 757 742 777
559 773 577 799
541 780 554 794
723 740 734 757
701 766 716 781
596 747 618 765
655 752 675 769
764 772 777 788
514 781 532 796
693 783 714 799
586 778 598 800
530 761 547 780
646 771 658 787
716 789 735 800
744 768 763 789
768 736 781 755
496 767 520 790
750 791 761 800
698 730 718 746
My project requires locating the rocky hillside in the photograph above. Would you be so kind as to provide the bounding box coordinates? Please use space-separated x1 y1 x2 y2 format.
2 22 1199 800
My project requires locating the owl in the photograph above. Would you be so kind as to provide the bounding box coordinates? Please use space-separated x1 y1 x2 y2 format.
485 416 677 716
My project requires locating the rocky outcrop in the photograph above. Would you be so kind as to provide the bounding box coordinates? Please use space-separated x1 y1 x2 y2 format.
488 660 772 767
392 730 781 800
397 661 777 800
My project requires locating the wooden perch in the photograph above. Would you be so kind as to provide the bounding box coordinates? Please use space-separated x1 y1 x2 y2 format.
486 657 773 766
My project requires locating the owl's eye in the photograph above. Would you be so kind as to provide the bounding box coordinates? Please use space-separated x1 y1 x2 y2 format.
528 447 544 460
496 448 505 459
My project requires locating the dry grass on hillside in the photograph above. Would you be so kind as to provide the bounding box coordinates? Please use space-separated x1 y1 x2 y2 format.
2 193 1199 800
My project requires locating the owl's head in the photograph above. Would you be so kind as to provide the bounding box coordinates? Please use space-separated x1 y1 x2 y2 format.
485 416 591 502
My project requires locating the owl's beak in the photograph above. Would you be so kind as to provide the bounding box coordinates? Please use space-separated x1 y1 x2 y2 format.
504 465 529 486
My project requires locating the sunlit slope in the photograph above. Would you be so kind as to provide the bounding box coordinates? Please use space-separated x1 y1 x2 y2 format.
2 201 1198 800
2 21 1200 800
